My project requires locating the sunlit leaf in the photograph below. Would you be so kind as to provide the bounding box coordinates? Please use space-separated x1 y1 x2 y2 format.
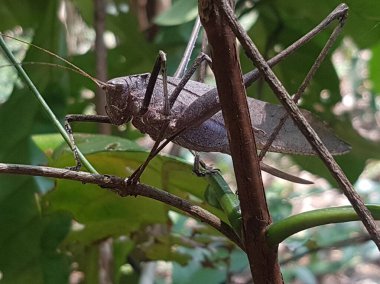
154 0 198 26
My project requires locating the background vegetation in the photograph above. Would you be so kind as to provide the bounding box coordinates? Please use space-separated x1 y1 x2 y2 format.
0 0 379 283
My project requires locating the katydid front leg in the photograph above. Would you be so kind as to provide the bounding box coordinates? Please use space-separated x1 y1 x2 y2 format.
126 51 170 185
65 114 111 171
128 52 213 184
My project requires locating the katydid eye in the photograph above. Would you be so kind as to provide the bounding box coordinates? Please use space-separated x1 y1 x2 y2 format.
106 82 126 96
113 83 124 93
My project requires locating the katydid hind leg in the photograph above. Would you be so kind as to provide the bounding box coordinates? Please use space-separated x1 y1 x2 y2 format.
260 163 313 185
174 17 202 79
258 13 346 160
169 53 212 108
189 149 312 184
243 4 349 87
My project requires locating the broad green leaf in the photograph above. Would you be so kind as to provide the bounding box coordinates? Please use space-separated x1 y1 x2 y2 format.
40 134 235 273
0 0 47 30
154 0 198 26
259 0 380 48
143 235 192 265
369 42 380 95
0 181 71 284
32 133 65 156
72 0 93 26
113 238 135 282
43 134 229 246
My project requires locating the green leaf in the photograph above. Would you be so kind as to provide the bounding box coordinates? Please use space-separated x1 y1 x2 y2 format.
0 0 48 31
72 0 93 26
144 235 192 265
40 134 237 273
369 42 380 95
154 0 198 26
113 238 135 282
40 212 72 284
258 0 380 48
44 134 228 244
343 0 380 47
32 133 65 156
0 187 71 284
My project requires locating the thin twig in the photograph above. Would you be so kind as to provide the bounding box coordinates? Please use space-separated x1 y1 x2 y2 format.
218 0 380 250
0 162 243 249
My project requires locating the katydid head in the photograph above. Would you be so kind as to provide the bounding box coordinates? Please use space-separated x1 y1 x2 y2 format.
103 74 150 125
102 77 132 125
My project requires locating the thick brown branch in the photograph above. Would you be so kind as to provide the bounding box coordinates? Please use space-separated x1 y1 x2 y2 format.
0 163 243 249
199 0 282 282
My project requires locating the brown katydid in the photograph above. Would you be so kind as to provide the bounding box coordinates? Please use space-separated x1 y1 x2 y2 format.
2 4 350 185
64 4 350 185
